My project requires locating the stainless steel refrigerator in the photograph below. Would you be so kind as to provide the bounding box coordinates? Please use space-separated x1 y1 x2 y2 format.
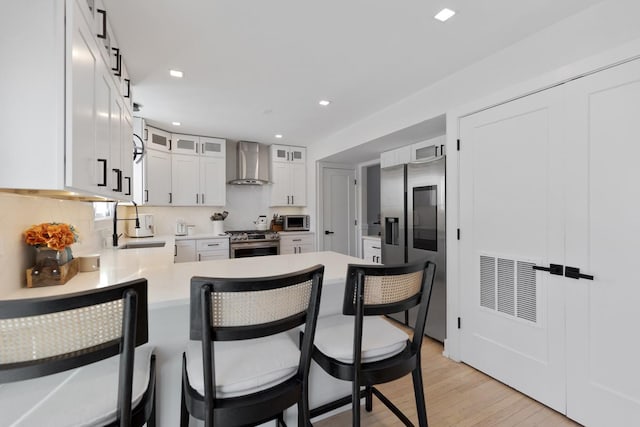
381 156 446 342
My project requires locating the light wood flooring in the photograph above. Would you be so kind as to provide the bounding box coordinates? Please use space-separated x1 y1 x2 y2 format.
314 333 579 427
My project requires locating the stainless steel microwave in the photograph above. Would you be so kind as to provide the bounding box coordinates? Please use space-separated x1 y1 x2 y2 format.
283 215 310 231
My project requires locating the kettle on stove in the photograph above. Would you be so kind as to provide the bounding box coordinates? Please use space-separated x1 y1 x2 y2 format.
254 215 268 231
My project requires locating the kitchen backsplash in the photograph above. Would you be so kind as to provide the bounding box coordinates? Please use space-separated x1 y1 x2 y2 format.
0 186 306 293
0 193 108 293
131 184 304 235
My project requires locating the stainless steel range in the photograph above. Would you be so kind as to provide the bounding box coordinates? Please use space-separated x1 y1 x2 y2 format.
228 230 280 258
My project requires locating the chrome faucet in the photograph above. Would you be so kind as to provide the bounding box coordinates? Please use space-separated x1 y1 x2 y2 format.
112 201 141 247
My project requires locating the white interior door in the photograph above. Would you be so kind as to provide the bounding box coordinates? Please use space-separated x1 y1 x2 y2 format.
564 58 640 425
322 167 356 256
459 88 567 412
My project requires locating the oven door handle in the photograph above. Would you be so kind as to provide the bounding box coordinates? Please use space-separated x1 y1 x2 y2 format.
231 241 279 250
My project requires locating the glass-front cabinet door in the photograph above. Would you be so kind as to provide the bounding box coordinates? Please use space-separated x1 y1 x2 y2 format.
172 134 199 155
147 126 171 152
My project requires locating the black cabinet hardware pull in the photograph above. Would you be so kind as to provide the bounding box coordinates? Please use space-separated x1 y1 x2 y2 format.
124 78 130 98
96 9 106 39
111 48 119 71
144 128 148 141
532 264 564 276
169 192 172 204
565 266 594 280
112 168 122 192
97 159 107 186
325 230 334 235
124 176 131 195
144 189 149 202
174 245 177 257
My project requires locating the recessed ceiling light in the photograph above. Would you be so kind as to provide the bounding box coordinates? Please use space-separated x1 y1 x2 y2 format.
172 122 181 126
275 134 283 139
318 100 331 106
434 8 456 22
169 69 184 78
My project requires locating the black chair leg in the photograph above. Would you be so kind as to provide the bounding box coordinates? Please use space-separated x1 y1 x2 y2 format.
277 412 288 427
180 383 189 427
147 384 157 427
352 384 361 426
411 367 428 427
365 386 373 412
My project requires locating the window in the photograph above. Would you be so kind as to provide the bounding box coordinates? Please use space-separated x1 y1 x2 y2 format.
93 201 114 220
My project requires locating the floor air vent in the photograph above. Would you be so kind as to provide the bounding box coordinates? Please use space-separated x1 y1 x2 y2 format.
479 255 537 323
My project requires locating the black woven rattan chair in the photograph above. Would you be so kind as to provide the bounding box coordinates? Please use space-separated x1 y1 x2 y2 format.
180 265 324 427
0 278 156 427
310 260 436 426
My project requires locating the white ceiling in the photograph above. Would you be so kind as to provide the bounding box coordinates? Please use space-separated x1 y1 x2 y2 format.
106 0 602 150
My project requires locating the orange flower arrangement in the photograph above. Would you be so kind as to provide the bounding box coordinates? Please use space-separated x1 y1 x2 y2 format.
24 223 79 251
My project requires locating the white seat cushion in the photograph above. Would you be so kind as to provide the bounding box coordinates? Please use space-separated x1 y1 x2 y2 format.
186 332 300 399
0 344 154 427
314 315 409 363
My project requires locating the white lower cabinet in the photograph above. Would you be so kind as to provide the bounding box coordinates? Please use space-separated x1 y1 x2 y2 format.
279 232 314 255
196 239 229 261
174 240 196 263
362 237 381 263
174 238 229 263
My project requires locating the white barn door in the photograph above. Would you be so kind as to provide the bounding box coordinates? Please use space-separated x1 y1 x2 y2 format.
564 59 640 425
459 89 567 412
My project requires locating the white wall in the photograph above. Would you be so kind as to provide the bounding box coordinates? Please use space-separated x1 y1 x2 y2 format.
307 0 640 227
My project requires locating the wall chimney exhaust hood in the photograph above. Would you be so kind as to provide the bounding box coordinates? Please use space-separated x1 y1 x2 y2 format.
228 141 270 185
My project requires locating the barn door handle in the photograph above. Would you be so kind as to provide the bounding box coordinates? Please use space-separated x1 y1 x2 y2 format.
565 266 594 280
532 264 564 276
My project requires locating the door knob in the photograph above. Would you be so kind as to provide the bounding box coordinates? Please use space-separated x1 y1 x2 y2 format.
324 230 334 235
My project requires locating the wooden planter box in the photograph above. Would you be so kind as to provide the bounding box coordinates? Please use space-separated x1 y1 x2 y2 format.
26 258 79 288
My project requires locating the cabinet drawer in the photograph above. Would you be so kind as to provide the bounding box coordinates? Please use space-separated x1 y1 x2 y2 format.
196 239 229 251
198 251 228 261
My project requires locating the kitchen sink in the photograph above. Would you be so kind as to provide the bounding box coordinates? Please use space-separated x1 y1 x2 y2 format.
119 241 166 249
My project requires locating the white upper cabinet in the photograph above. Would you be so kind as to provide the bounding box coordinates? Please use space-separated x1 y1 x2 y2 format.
270 145 306 206
200 137 225 158
199 155 226 206
0 0 134 199
138 129 226 206
172 134 200 155
143 149 172 205
380 146 411 168
171 154 200 205
147 127 171 152
170 135 226 206
410 135 446 162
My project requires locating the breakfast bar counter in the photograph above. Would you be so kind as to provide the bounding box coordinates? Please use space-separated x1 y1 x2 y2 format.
2 245 369 426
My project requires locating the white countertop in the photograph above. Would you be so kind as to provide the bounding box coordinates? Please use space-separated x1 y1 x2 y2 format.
362 235 382 241
278 231 314 235
2 234 366 308
174 233 229 241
